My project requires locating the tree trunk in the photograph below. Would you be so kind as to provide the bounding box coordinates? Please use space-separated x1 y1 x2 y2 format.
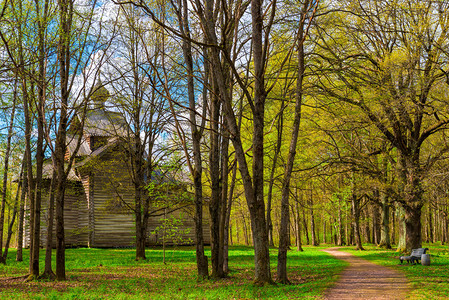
29 0 49 279
295 199 303 252
404 204 423 251
16 169 27 262
310 190 318 246
379 192 391 249
351 192 364 250
42 170 56 279
209 83 224 279
302 207 309 245
242 212 249 245
338 199 344 246
3 165 23 262
323 220 327 244
223 163 237 274
276 19 305 280
363 209 371 244
398 152 424 252
267 99 284 248
427 207 433 243
200 0 273 284
397 205 406 252
134 140 147 261
0 79 17 264
175 0 209 278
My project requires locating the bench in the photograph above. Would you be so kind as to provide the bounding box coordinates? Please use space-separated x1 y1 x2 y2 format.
399 248 429 264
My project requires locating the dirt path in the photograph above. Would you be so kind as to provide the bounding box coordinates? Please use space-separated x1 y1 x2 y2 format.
322 248 411 299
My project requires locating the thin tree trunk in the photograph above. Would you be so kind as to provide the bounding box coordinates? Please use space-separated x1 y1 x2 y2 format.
200 0 273 284
219 128 229 276
295 199 303 251
267 99 284 247
223 163 237 274
241 212 249 246
3 166 23 262
276 1 309 280
16 156 28 262
338 198 344 246
0 78 18 264
310 189 318 246
323 220 327 244
42 170 56 279
176 0 209 278
209 82 224 278
373 203 380 245
379 192 391 249
363 209 370 243
302 207 309 245
351 192 364 250
397 205 406 252
391 205 396 245
427 207 433 243
28 0 49 279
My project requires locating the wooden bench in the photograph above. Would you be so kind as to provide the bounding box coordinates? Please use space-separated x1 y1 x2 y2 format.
399 248 429 264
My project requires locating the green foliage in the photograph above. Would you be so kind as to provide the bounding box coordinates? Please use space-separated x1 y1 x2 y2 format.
0 246 345 299
151 214 192 246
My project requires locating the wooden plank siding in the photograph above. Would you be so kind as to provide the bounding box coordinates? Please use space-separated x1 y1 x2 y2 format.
88 148 136 247
23 180 89 248
147 206 211 246
24 144 211 248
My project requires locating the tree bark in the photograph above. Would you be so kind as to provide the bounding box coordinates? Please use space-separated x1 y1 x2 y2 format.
310 189 318 246
267 99 283 247
0 78 17 264
223 163 237 274
295 199 303 252
2 163 23 262
379 191 391 249
209 82 224 278
302 207 309 245
337 197 344 246
351 191 364 250
42 170 56 279
276 0 310 280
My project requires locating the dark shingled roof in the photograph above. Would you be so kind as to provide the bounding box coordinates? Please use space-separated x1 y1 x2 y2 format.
82 109 128 137
42 160 80 181
67 135 91 157
75 137 120 168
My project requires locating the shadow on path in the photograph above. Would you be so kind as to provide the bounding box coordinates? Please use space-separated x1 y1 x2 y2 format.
322 247 410 300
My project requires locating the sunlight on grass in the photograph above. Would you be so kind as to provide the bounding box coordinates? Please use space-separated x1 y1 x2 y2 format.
0 245 346 299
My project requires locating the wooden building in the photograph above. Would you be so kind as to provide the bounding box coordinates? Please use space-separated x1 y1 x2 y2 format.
25 84 209 248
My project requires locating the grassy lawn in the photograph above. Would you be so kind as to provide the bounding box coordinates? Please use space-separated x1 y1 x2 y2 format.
0 245 346 299
341 243 449 299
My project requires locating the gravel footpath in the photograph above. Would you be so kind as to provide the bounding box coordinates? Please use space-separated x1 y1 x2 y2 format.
322 248 410 299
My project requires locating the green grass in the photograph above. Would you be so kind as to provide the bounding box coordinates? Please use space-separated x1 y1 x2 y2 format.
340 243 449 299
0 245 346 299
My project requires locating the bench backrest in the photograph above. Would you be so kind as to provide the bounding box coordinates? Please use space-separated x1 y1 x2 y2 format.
410 248 428 257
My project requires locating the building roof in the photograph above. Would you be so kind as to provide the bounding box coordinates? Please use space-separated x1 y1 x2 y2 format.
42 160 80 181
82 109 128 137
67 135 91 157
74 137 120 168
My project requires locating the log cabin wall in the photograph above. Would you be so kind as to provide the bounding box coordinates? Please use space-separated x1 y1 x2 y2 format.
147 206 211 246
89 145 135 248
23 180 89 248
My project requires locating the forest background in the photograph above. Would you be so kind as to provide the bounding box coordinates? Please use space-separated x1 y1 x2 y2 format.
0 0 449 286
